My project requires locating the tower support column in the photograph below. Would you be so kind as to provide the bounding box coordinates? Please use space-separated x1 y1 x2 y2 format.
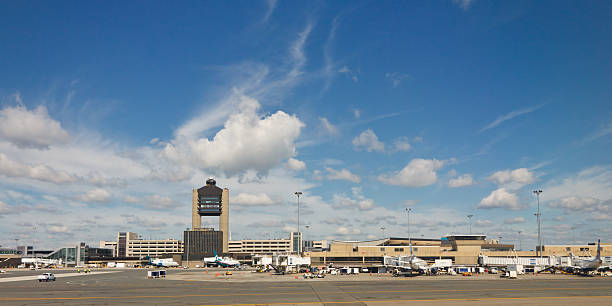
192 189 201 229
220 188 229 253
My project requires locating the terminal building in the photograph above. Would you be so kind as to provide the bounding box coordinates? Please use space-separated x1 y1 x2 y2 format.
228 232 307 254
99 232 183 258
305 235 612 267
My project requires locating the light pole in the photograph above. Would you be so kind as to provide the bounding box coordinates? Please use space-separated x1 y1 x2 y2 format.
304 225 310 252
518 231 522 251
498 236 502 244
294 191 303 254
185 227 190 268
380 226 386 239
467 214 474 235
533 189 543 261
405 208 412 248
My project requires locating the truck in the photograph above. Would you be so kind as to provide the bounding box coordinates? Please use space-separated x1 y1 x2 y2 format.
38 273 56 282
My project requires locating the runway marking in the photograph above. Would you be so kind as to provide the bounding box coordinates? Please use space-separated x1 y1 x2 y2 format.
197 296 612 305
1 287 611 301
0 271 119 283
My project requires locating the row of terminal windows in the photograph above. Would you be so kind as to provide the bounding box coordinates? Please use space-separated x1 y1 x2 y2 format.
376 247 418 252
128 242 180 245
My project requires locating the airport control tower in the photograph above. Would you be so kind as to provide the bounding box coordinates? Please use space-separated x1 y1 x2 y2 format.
191 178 229 253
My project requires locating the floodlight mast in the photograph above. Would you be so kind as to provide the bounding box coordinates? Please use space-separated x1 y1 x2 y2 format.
406 208 412 254
533 190 543 261
294 192 303 254
467 214 474 235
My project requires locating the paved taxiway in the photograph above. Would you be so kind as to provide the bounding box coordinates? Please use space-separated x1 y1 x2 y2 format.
0 269 611 305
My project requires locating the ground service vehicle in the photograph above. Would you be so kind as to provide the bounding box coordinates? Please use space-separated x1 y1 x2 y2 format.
38 273 56 282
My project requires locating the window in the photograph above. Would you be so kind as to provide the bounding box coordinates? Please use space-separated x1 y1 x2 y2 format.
566 247 571 251
394 248 404 252
380 248 385 251
580 247 589 251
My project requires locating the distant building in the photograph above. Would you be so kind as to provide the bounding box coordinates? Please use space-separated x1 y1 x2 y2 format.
99 240 117 256
306 235 612 267
127 239 183 257
228 233 316 255
100 232 183 258
229 238 291 254
117 232 138 257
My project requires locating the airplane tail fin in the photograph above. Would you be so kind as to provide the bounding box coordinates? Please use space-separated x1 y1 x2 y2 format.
214 250 219 260
597 239 601 259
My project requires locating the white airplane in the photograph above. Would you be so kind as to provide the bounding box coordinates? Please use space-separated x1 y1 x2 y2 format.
203 251 239 268
566 239 603 273
150 258 179 267
385 242 432 276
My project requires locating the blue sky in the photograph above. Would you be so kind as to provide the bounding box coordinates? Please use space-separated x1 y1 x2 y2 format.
0 0 611 250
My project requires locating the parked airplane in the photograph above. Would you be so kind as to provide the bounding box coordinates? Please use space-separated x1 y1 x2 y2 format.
567 239 603 273
149 257 179 267
548 240 603 274
385 241 432 276
203 251 239 268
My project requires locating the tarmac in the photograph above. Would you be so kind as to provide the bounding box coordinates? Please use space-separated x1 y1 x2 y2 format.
0 268 611 305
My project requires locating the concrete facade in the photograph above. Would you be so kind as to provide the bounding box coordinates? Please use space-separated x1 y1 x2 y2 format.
101 233 183 258
126 239 183 257
229 239 292 254
220 188 229 253
305 236 612 267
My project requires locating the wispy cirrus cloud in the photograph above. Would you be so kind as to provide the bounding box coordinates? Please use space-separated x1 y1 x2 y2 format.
261 0 277 24
480 104 544 132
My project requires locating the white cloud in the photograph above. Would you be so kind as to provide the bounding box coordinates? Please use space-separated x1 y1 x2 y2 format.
393 137 411 152
480 104 544 132
488 168 534 188
338 66 359 82
0 153 78 184
352 129 384 152
452 0 475 10
122 195 140 203
379 158 445 187
332 187 374 210
448 174 475 188
545 166 612 202
335 226 361 235
325 167 361 183
0 104 70 149
47 225 70 233
160 95 304 177
286 158 306 171
503 217 526 224
283 225 297 232
581 122 612 144
0 200 19 215
319 117 339 135
477 188 523 210
262 0 277 23
74 188 112 203
232 193 277 206
475 219 493 227
548 196 610 213
385 72 411 87
144 195 179 209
